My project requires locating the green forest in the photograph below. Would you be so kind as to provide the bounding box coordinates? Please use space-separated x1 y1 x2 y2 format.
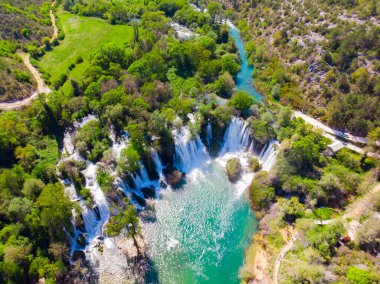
0 0 379 283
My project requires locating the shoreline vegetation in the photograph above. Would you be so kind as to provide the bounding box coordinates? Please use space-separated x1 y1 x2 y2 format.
219 2 380 283
0 0 378 283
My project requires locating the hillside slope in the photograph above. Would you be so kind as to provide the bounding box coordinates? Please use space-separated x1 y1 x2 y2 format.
233 0 379 135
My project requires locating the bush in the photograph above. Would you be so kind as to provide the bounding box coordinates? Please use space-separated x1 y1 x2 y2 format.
248 157 261 172
117 145 140 174
228 90 254 111
53 73 67 90
346 267 379 284
76 56 84 64
73 120 111 162
249 171 275 211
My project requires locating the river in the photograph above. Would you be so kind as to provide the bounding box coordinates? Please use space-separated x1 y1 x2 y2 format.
142 24 267 284
228 23 262 102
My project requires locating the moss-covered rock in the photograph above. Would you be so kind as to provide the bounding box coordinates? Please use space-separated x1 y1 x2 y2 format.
226 158 241 182
248 157 262 172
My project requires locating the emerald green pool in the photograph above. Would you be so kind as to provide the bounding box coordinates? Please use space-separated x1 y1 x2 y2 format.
143 162 257 284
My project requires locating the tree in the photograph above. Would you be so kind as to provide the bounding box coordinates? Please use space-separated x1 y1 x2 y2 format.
207 2 221 23
346 267 379 284
367 127 380 153
22 179 45 201
305 222 344 259
107 201 141 255
228 91 254 111
249 171 275 211
278 106 292 127
271 83 281 100
215 72 235 98
0 111 29 165
151 110 167 134
285 135 321 175
221 54 240 76
118 145 141 174
7 197 33 222
36 183 72 241
279 197 304 222
158 0 184 17
251 116 276 148
356 215 380 253
126 124 146 154
127 50 166 81
14 144 37 172
74 120 111 162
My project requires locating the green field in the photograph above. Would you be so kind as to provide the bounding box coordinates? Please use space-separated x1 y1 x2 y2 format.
38 11 133 84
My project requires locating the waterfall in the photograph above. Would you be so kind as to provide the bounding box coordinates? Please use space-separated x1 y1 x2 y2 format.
173 127 209 173
219 117 251 155
206 123 212 148
133 162 158 189
258 139 279 171
152 148 167 188
83 163 110 232
118 160 161 208
110 129 129 160
59 116 113 262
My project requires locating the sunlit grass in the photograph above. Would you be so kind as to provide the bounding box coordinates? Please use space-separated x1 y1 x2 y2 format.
38 11 133 84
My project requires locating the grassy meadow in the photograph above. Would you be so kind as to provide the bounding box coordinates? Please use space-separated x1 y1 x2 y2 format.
38 11 133 85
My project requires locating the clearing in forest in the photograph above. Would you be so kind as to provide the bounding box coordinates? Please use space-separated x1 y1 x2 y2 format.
38 11 133 84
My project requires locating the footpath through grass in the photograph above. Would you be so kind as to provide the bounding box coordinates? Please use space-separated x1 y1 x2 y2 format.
38 11 133 84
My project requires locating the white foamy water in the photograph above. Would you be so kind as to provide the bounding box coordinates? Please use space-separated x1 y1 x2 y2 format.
143 116 279 283
173 127 209 173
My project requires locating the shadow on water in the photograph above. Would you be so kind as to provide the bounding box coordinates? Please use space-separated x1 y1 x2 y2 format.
145 258 160 284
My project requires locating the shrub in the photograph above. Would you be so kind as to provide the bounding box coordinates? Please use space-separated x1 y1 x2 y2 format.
117 145 140 174
249 171 275 211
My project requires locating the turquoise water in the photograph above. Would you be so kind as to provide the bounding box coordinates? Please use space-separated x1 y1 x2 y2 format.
143 25 260 284
229 25 262 102
144 162 257 284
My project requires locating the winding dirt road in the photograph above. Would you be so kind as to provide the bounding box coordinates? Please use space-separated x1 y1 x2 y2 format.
0 52 51 110
293 111 367 145
293 111 380 159
0 4 56 111
50 8 58 41
273 231 298 284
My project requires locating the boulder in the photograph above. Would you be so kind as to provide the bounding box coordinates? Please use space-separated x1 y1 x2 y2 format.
226 158 242 182
72 250 86 262
165 170 184 187
77 233 88 247
141 187 156 199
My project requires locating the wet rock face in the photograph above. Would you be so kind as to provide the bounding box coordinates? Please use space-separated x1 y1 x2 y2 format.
164 169 184 187
77 233 88 247
72 250 86 262
141 187 155 199
132 193 146 207
226 158 242 182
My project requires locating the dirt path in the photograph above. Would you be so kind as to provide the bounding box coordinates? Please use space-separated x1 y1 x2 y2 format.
0 3 56 111
293 111 367 144
252 245 271 284
344 184 380 219
273 231 298 284
0 52 51 110
50 9 58 41
293 111 380 159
